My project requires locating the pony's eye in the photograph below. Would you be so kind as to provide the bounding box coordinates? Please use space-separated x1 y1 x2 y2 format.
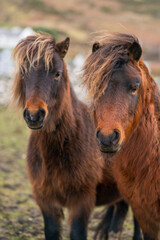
55 72 61 78
129 84 139 95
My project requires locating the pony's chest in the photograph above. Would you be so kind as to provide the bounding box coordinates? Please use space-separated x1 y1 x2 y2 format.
43 166 88 206
29 142 99 206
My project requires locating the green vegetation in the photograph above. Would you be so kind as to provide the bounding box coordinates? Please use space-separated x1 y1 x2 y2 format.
0 0 160 60
0 107 28 154
63 9 83 16
33 26 65 40
119 0 160 17
24 0 60 15
100 6 112 13
0 107 44 239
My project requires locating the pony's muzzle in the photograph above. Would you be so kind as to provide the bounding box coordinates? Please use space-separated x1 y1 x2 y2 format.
23 108 46 129
96 129 120 153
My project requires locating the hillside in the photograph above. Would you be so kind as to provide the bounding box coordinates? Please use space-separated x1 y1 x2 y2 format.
1 0 160 66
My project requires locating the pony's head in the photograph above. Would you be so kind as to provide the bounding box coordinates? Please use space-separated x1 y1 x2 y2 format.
12 33 70 130
83 33 152 154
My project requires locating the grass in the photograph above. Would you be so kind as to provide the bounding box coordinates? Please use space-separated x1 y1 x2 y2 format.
119 0 160 17
33 26 65 40
100 6 112 13
0 107 28 154
0 0 160 61
63 9 83 16
24 0 60 15
0 107 45 239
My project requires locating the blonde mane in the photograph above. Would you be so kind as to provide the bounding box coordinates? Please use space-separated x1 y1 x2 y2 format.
83 32 140 104
13 33 56 74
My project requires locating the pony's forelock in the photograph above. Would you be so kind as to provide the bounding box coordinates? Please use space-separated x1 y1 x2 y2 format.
12 33 56 107
13 33 56 74
82 32 141 104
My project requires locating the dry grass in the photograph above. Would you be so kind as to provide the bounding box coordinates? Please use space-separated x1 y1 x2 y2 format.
1 0 160 61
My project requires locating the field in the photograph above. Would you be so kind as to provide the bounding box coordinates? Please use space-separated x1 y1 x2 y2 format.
1 0 160 73
0 106 135 239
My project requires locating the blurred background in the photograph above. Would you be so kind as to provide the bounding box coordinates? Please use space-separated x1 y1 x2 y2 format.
0 0 160 239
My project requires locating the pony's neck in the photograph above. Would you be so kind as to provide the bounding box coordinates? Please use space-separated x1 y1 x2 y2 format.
118 99 160 172
40 69 77 143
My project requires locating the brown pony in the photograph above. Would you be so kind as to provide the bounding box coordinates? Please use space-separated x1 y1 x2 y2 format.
12 33 140 240
83 32 160 239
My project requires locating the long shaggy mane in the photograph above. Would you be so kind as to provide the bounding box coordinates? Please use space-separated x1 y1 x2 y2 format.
13 33 56 73
82 32 140 104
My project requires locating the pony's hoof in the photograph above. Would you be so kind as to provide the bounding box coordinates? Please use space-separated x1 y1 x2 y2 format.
108 231 121 240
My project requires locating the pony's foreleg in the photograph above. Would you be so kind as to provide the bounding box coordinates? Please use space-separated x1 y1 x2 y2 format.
69 198 94 240
94 200 129 240
42 207 63 240
94 205 115 240
109 204 142 240
133 216 142 240
70 214 88 240
108 200 129 239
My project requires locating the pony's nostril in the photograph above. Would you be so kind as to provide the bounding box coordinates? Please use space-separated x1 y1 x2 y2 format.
112 130 120 145
23 109 27 118
96 129 100 139
23 108 30 120
39 109 46 120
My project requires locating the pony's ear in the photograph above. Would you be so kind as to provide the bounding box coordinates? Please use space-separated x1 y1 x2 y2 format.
92 42 100 52
128 41 142 62
56 37 70 58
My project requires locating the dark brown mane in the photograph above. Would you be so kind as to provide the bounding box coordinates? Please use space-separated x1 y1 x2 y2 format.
83 32 140 103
